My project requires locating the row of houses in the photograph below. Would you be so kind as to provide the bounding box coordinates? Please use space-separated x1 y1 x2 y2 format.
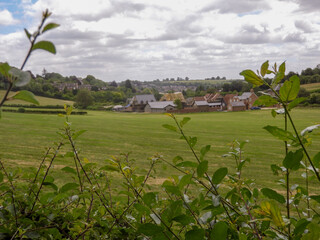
114 90 258 113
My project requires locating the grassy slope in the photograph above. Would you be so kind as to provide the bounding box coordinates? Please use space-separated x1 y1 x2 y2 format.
0 109 319 191
301 82 320 92
0 90 74 106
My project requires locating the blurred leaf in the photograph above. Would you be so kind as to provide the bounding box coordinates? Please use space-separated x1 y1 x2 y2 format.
0 62 10 76
138 223 163 236
272 72 285 87
43 182 58 191
271 109 277 118
142 192 156 206
211 221 228 240
310 195 320 203
254 95 278 107
32 40 56 54
197 160 208 178
162 124 177 132
313 152 320 168
11 90 39 105
178 174 193 189
185 229 205 240
260 61 269 77
163 185 181 196
73 130 87 140
240 69 264 86
24 28 32 40
60 183 79 193
134 203 150 215
261 188 285 203
288 97 306 111
42 23 60 33
176 161 197 168
189 136 197 147
283 149 303 170
301 223 320 240
212 167 228 184
200 145 211 161
180 117 191 128
9 68 31 86
279 75 300 102
270 164 282 176
172 155 183 164
279 61 286 73
263 125 295 141
172 214 194 225
100 165 119 172
61 166 76 175
260 201 285 228
294 219 310 236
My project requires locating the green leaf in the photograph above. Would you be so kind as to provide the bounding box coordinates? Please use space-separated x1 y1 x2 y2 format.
210 222 228 240
294 219 310 236
279 61 286 73
43 182 58 191
279 75 300 102
185 229 205 240
261 188 285 203
263 125 295 141
32 40 56 54
0 62 10 76
42 23 60 33
313 152 320 168
73 130 87 140
272 72 285 87
172 214 194 225
283 149 303 170
200 145 211 161
142 192 157 206
254 95 278 107
9 68 31 87
271 109 277 118
189 136 197 147
61 166 76 175
212 167 228 184
172 155 183 164
163 184 181 195
100 165 119 172
197 160 208 178
288 97 306 111
310 195 320 203
240 69 264 86
138 223 163 236
24 28 31 40
301 223 320 240
178 174 193 189
260 60 269 77
11 90 39 105
176 161 198 168
60 183 79 193
180 117 191 128
162 124 177 132
270 164 282 176
134 203 150 215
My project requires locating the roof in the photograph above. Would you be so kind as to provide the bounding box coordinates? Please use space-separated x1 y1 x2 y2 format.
224 94 238 103
205 93 222 102
208 102 221 107
160 92 186 102
231 101 245 107
147 101 176 109
238 92 252 100
193 96 206 101
134 94 156 104
194 101 209 106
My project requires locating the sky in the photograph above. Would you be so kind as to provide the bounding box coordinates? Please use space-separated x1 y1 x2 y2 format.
0 0 320 82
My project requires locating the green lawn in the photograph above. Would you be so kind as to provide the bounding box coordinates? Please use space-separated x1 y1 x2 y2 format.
0 109 319 191
0 90 74 106
301 82 320 92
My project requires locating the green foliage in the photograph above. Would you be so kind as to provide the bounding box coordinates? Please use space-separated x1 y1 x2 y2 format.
75 89 93 109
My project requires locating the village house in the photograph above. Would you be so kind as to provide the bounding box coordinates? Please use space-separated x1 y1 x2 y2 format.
144 101 177 113
233 90 258 110
160 92 186 104
128 94 156 112
227 101 246 111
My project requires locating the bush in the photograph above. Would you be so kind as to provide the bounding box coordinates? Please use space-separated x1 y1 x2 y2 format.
17 107 25 113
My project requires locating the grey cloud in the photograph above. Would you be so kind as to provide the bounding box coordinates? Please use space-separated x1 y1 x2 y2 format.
282 32 305 43
200 0 270 14
294 20 314 33
287 0 320 12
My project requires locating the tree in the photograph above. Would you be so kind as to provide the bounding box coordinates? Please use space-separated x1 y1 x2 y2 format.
125 79 133 89
75 89 93 109
174 99 183 110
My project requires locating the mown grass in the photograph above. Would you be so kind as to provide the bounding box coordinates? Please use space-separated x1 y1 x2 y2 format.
0 90 74 106
301 82 320 92
0 108 319 191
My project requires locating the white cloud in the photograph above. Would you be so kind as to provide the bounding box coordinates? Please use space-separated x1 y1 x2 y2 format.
0 0 320 81
0 9 19 26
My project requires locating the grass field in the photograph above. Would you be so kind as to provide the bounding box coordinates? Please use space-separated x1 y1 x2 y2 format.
0 108 319 191
0 90 74 106
301 82 320 92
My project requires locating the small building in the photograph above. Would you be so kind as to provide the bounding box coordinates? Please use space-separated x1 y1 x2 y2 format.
192 100 209 111
234 90 258 110
130 94 156 112
144 101 176 113
160 92 186 103
228 101 246 111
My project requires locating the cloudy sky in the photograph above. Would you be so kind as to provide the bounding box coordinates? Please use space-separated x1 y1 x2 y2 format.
0 0 320 82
